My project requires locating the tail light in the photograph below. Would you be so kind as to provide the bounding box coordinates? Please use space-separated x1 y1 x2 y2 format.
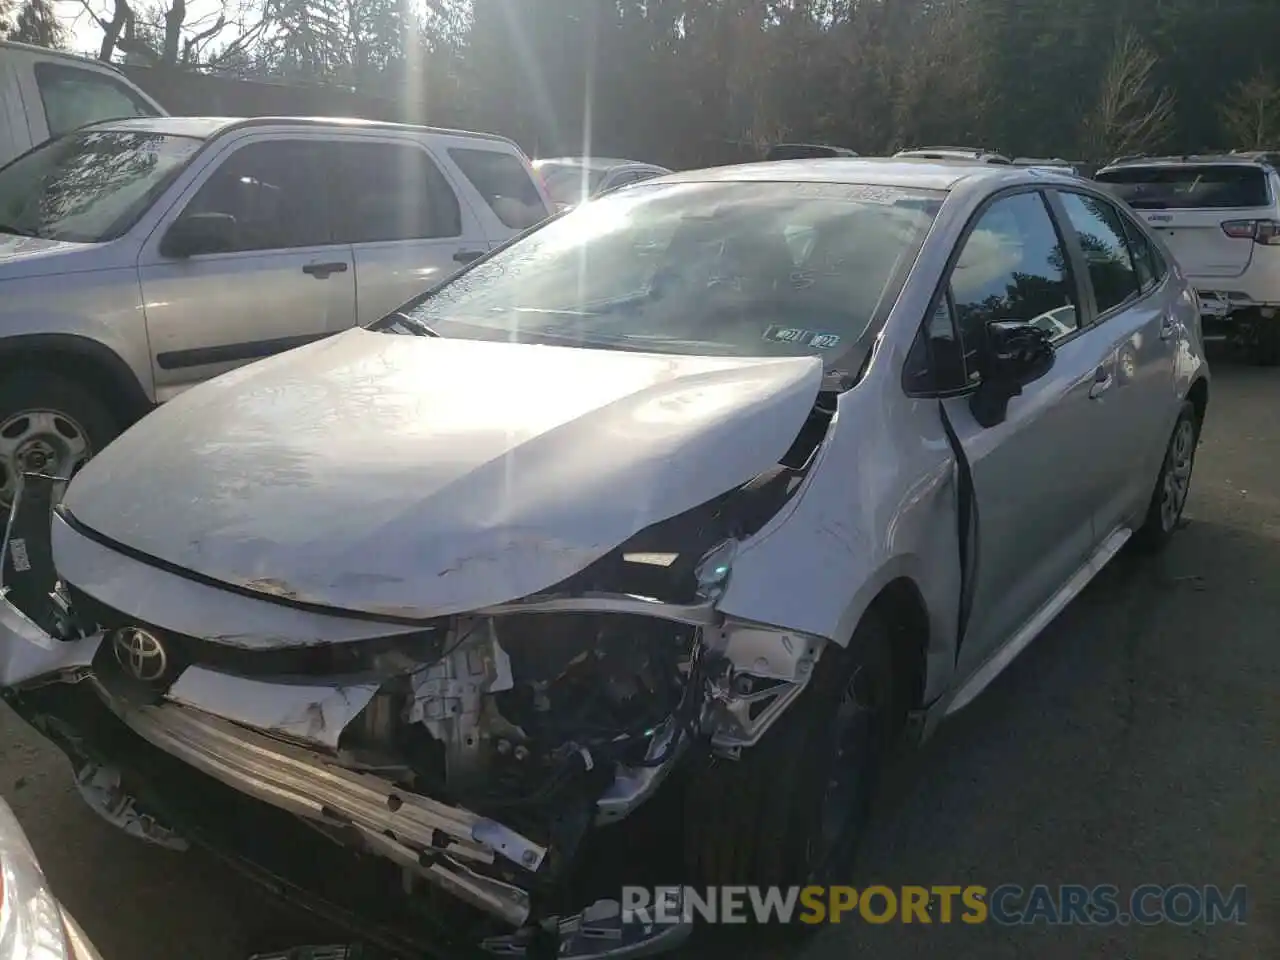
1221 219 1280 244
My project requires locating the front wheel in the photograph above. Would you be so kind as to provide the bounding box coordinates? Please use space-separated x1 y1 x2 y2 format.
684 609 902 929
0 371 120 513
1132 400 1199 553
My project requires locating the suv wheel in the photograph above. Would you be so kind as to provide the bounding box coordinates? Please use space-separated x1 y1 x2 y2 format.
1249 310 1280 365
0 371 120 512
1133 400 1199 553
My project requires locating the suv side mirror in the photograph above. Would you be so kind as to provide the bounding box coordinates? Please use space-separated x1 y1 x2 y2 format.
160 212 237 258
969 320 1056 427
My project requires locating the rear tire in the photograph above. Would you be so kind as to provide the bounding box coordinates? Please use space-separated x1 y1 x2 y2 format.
1132 400 1198 553
684 610 902 933
1250 311 1280 365
0 370 120 512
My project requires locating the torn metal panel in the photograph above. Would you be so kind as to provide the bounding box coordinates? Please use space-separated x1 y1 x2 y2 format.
62 330 823 620
702 623 826 755
0 595 101 686
166 668 381 750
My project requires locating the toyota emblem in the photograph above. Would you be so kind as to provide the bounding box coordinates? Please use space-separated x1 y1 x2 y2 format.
112 627 168 683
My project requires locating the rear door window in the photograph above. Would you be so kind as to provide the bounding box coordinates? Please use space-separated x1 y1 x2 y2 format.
1097 164 1271 210
448 147 549 230
328 140 462 243
33 62 159 137
1057 191 1141 314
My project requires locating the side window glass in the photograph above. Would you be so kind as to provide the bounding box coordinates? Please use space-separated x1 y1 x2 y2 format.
448 147 549 230
34 63 158 137
1120 215 1163 293
1058 191 1140 314
329 141 462 243
950 191 1080 372
182 140 328 252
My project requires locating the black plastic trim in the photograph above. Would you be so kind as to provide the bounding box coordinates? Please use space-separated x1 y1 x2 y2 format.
155 331 333 369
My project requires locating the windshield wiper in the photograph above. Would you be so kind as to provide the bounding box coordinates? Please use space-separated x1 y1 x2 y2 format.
388 312 440 337
0 223 37 238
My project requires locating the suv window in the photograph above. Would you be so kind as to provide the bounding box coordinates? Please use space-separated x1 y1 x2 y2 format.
1058 191 1140 314
950 191 1080 372
34 62 158 138
181 140 329 252
1097 164 1270 210
330 141 461 243
448 147 548 230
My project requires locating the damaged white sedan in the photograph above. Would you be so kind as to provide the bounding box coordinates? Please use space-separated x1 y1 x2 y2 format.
0 159 1207 958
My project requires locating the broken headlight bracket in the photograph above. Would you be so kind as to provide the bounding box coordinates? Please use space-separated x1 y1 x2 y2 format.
701 624 826 759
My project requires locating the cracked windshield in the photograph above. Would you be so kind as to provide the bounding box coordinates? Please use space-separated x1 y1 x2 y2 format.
0 2 1271 960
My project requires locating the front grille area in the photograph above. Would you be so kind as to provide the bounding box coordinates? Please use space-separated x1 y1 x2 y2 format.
66 583 446 678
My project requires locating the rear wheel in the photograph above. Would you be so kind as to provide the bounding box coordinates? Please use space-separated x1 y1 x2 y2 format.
1132 401 1198 553
1247 310 1280 365
0 371 120 513
684 610 902 932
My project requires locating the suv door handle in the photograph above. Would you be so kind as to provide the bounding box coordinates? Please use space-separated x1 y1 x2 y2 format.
1089 365 1113 399
453 250 485 264
302 261 348 279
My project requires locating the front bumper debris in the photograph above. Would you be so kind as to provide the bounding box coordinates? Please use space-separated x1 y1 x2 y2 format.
95 687 544 927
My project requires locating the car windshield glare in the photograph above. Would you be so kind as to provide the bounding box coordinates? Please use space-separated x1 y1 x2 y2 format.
0 130 202 243
400 180 943 361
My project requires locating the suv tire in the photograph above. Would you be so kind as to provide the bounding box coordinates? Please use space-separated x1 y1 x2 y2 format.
0 370 120 510
684 609 901 932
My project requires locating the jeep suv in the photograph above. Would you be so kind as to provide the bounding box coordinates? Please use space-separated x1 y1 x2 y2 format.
0 115 552 508
1096 153 1280 363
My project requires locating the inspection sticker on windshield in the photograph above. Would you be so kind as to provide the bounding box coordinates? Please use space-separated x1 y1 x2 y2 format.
763 325 842 349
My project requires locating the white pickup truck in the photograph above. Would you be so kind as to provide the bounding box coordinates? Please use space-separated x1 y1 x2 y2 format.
0 39 166 165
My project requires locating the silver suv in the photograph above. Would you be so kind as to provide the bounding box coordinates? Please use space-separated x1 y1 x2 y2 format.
0 116 552 508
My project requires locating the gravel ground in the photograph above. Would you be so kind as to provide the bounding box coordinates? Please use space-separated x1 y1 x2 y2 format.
0 355 1276 960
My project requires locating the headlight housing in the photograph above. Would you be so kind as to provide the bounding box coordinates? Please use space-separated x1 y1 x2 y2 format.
694 539 738 600
0 798 72 960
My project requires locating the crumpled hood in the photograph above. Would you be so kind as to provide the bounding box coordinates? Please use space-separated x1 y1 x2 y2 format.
63 329 823 619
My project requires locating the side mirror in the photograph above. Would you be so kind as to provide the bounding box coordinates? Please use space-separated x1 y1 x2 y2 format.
160 212 237 259
969 320 1056 428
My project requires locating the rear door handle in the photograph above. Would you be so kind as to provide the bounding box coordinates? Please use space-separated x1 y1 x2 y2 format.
1089 365 1113 399
453 250 485 264
302 261 348 279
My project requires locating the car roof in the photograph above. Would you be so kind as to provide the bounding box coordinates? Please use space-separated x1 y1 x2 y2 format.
535 156 661 171
1100 153 1279 171
75 115 515 145
653 157 1052 192
0 39 131 75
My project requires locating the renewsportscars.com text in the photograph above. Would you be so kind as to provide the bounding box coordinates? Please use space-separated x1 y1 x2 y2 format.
622 884 1248 926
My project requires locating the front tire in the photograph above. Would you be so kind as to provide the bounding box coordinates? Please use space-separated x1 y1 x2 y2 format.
0 371 120 512
1132 400 1199 553
684 610 901 924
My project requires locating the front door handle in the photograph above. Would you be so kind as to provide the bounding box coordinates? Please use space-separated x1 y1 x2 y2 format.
302 261 348 279
1089 365 1113 399
453 250 485 264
